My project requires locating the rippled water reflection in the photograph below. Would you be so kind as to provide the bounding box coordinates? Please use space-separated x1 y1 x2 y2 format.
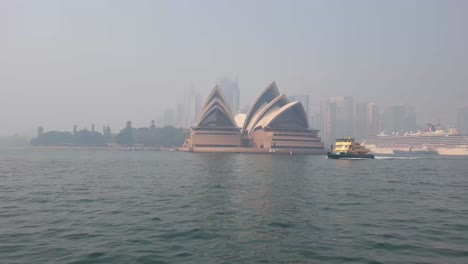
1 148 468 263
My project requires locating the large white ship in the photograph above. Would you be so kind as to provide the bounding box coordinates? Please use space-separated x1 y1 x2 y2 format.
362 124 468 156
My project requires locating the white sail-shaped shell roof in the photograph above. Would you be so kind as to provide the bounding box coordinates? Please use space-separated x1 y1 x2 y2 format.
194 86 237 128
242 82 280 134
253 101 309 131
244 94 290 134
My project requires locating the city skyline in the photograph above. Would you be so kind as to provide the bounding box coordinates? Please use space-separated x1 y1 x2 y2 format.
2 0 467 136
22 92 467 139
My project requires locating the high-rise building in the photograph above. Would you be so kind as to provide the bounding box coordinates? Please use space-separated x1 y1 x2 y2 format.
320 100 336 148
163 108 175 126
456 107 468 134
382 105 417 134
37 126 44 137
311 112 321 130
217 77 240 114
367 103 379 136
103 126 112 142
330 96 354 137
176 103 184 127
355 102 379 140
185 87 202 128
320 96 354 148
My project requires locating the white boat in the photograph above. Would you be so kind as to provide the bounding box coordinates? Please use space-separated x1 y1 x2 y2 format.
362 124 468 156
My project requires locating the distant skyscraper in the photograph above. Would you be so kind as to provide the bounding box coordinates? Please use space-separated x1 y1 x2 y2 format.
312 112 321 130
176 103 184 127
217 77 240 114
382 105 417 134
185 87 202 128
456 107 468 134
163 108 175 126
320 96 354 147
367 103 379 136
355 102 379 140
320 100 336 148
330 96 354 137
37 126 44 137
103 126 112 142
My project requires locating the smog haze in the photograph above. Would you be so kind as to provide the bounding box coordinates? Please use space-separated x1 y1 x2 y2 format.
1 0 467 136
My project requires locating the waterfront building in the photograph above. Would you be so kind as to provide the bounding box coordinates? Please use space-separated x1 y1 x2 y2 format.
182 82 324 154
184 86 242 150
242 83 323 153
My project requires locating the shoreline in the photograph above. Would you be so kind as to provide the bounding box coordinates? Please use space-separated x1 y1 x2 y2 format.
27 146 164 151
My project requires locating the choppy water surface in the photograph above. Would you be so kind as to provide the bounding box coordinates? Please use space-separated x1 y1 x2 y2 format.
1 148 468 263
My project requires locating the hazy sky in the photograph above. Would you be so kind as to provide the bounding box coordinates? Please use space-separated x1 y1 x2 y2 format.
1 0 467 136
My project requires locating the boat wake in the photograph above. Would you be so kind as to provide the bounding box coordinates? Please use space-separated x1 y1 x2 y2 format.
326 157 372 160
374 156 427 160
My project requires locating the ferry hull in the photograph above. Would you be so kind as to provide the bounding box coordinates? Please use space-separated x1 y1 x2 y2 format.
365 144 468 156
327 152 375 159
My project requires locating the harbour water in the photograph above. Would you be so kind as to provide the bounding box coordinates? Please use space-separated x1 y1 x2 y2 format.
1 148 468 263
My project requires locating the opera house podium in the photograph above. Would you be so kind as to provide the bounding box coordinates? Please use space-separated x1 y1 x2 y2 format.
181 82 325 154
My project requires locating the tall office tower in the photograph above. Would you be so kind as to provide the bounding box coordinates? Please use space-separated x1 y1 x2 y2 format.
185 87 202 128
355 102 379 140
456 106 468 134
163 108 175 127
320 96 354 147
367 103 379 136
103 126 112 142
320 100 336 148
290 94 310 127
311 112 321 130
217 77 240 114
330 96 354 138
37 126 44 137
382 105 417 134
176 103 184 127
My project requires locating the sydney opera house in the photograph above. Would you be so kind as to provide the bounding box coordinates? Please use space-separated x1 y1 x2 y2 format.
181 82 325 154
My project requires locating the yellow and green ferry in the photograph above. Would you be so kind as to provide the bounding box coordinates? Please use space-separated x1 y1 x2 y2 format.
327 137 375 159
